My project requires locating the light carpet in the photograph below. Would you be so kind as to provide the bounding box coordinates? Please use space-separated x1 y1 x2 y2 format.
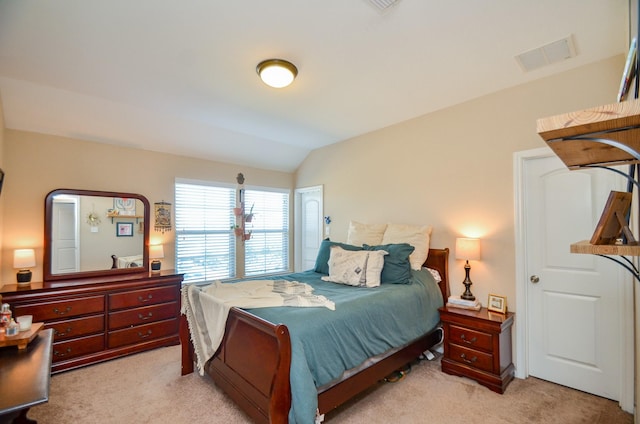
29 345 633 423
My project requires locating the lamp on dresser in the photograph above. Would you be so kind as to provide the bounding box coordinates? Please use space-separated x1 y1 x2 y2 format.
13 249 36 285
455 238 480 301
149 244 164 272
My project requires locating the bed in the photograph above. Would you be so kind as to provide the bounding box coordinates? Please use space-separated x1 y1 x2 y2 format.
180 245 450 424
110 254 143 269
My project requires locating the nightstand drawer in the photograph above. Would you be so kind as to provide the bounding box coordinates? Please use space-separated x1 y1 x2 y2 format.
448 343 494 373
449 325 493 351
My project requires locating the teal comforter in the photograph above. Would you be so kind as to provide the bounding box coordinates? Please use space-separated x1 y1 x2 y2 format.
244 268 443 423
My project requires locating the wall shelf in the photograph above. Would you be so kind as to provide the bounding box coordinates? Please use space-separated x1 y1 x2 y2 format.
537 100 640 280
537 98 640 169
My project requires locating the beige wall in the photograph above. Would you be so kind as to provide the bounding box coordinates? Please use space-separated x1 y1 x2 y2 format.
0 55 625 301
295 55 625 312
1 130 293 282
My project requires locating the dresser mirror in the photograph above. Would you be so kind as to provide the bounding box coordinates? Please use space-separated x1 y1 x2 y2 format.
44 189 150 281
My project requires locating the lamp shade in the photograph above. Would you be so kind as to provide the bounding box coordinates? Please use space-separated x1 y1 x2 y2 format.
256 59 298 88
13 249 36 269
455 238 480 261
149 244 164 259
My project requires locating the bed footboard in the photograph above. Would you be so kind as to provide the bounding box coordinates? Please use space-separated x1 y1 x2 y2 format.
180 308 292 424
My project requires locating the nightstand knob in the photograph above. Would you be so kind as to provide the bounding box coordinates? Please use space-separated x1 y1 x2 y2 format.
530 275 540 284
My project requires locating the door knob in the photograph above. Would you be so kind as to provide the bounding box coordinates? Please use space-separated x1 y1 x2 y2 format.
530 275 540 283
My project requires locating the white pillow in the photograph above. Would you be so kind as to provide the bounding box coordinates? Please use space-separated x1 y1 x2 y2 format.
361 249 388 287
346 220 387 246
382 224 432 270
321 246 388 287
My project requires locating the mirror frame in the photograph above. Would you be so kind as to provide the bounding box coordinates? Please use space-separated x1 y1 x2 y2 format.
44 189 151 281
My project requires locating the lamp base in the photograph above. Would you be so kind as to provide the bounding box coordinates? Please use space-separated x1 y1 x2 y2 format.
460 261 475 301
16 269 32 284
151 260 162 272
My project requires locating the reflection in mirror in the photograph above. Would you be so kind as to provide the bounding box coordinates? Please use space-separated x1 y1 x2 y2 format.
44 189 150 281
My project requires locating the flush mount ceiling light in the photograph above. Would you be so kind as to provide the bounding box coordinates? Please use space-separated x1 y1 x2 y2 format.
256 59 298 88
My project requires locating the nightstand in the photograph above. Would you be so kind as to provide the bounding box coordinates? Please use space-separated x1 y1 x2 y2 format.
438 306 515 394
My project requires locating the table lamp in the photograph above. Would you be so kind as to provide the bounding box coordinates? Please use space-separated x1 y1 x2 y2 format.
455 238 480 301
149 244 164 272
14 249 36 285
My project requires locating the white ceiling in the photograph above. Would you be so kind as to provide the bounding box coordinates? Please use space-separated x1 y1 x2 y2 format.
0 1 629 172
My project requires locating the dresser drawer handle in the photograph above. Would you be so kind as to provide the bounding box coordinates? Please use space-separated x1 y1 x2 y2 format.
137 330 153 339
460 353 477 364
53 306 72 315
54 327 73 337
460 334 477 344
54 347 72 357
53 306 71 315
138 312 153 321
138 294 153 303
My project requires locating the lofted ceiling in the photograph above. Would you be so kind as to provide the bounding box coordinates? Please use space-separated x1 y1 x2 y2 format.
0 1 629 172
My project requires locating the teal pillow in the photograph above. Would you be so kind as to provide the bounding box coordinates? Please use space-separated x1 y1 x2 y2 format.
314 239 363 275
363 243 414 284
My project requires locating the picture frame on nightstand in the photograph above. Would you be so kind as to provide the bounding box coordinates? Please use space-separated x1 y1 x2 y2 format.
487 294 507 314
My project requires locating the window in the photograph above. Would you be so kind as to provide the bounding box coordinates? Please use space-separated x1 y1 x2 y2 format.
244 189 290 276
175 181 236 283
175 181 290 283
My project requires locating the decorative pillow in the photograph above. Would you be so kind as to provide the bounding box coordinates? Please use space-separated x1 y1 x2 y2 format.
314 239 363 275
322 247 370 286
346 220 387 247
363 243 414 284
381 224 432 270
321 246 388 287
361 249 388 287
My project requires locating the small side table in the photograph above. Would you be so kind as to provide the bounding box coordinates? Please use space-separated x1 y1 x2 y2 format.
439 306 515 394
0 328 53 423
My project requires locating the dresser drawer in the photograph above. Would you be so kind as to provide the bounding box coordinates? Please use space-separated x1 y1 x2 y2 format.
108 302 179 330
448 343 494 373
107 318 179 348
109 286 178 311
449 325 493 352
46 314 104 341
52 333 105 361
14 295 105 321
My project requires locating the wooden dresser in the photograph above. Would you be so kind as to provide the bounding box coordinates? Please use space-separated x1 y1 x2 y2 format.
0 270 183 373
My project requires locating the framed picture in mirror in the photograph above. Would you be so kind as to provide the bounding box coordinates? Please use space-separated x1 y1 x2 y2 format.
116 222 134 237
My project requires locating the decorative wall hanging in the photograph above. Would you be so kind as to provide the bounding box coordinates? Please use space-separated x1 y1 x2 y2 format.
154 201 172 234
86 211 101 227
114 197 136 216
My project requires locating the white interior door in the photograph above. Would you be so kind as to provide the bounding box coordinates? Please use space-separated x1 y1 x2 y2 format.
52 197 79 274
294 186 323 272
516 148 633 409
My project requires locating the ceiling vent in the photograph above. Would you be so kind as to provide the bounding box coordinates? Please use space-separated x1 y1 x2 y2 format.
515 35 577 72
366 0 401 12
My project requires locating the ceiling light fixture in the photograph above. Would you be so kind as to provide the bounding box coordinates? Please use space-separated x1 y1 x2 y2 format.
256 59 298 88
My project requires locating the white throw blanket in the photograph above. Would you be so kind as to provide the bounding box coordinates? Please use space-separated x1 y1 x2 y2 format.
181 280 335 375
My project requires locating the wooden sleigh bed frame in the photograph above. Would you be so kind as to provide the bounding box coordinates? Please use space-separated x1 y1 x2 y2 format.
180 247 450 423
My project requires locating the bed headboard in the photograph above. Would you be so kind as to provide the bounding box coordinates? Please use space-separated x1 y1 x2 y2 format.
425 247 450 303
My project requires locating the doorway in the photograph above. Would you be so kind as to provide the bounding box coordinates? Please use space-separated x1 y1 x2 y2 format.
294 185 323 272
514 147 634 412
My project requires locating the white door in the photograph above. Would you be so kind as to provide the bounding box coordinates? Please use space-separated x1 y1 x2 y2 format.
51 197 80 273
516 148 633 408
294 186 323 272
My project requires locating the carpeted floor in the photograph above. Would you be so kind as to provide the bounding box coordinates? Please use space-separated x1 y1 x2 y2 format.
28 345 632 424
